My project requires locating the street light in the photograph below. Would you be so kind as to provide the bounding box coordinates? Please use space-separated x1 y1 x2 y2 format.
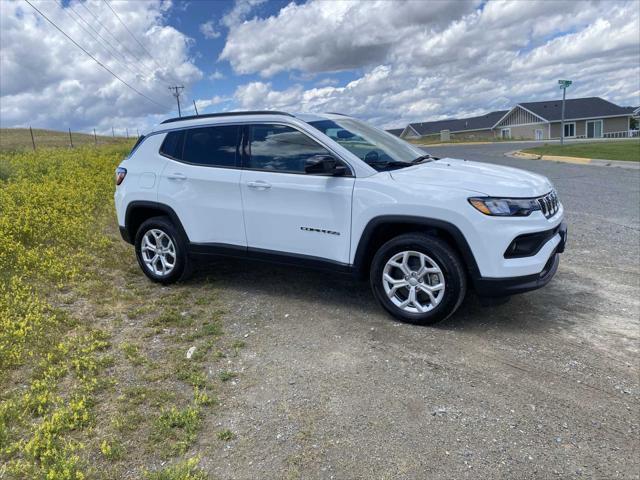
558 80 572 146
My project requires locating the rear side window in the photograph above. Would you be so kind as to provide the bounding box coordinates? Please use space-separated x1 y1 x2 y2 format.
128 135 146 157
247 124 331 173
160 130 185 159
182 125 239 167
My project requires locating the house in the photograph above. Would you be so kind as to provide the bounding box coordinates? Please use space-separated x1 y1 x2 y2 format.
493 97 635 140
399 97 636 141
401 110 508 140
385 128 404 137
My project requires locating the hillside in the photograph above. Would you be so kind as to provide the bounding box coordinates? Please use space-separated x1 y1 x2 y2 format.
0 128 133 152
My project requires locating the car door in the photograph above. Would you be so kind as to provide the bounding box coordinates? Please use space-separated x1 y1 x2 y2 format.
240 123 355 264
156 125 247 247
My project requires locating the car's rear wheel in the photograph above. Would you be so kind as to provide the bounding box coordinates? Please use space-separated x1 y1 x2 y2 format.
135 216 191 284
370 233 466 325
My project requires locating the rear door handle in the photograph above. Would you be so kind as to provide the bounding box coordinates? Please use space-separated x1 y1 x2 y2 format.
247 180 271 190
167 173 187 181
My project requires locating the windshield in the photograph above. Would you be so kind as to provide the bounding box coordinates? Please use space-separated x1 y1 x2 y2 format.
308 117 427 170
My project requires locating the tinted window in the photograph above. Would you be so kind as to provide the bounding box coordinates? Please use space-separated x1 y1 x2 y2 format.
160 131 184 159
248 124 331 173
128 135 146 157
183 125 239 167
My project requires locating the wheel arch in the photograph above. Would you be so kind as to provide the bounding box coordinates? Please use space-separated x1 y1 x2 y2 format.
353 215 480 280
123 201 189 245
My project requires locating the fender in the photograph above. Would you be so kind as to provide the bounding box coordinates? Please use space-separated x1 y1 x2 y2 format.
123 201 190 245
353 215 481 279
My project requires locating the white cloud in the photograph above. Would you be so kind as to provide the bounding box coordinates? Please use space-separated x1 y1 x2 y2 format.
316 78 339 87
225 0 640 128
193 95 232 114
220 0 479 77
0 0 202 132
199 20 220 39
220 0 267 28
209 70 225 80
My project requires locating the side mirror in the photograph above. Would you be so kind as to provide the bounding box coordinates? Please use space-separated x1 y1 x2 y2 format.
304 155 347 176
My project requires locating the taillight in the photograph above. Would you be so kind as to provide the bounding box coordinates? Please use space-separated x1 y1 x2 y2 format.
115 167 127 186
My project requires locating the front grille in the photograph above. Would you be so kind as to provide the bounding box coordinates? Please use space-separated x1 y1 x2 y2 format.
537 190 560 218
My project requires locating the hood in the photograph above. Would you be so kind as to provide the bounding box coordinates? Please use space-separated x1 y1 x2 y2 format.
389 157 553 197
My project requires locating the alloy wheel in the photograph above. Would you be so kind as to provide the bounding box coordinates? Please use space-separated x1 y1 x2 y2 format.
382 250 445 313
141 228 176 277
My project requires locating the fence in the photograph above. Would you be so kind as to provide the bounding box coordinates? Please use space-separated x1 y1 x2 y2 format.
20 126 140 151
603 130 639 139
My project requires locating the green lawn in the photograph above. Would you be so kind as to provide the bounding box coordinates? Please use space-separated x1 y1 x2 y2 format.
522 140 640 162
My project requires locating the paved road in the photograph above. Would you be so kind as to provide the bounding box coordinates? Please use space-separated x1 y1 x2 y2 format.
197 143 639 479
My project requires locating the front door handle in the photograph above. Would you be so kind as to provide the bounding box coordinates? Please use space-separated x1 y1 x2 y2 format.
247 180 271 190
167 173 187 181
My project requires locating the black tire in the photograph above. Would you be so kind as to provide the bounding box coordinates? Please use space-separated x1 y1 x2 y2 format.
370 233 466 325
134 216 192 284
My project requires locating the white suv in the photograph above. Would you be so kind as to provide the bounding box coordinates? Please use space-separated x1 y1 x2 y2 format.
115 111 567 325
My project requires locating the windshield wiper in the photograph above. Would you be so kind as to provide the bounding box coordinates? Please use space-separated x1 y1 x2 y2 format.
367 160 413 170
411 154 437 164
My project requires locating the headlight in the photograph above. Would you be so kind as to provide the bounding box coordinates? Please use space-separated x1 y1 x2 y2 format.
468 197 540 216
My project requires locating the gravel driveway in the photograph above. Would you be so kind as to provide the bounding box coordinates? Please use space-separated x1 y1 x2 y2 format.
195 142 639 479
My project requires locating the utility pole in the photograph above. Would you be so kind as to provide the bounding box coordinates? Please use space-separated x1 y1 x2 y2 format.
93 128 97 145
193 99 199 116
168 85 184 117
558 79 572 146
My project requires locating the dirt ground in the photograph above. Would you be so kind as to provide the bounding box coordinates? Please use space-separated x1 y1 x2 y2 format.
179 149 639 479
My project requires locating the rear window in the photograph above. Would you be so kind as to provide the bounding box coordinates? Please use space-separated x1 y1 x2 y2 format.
183 125 239 168
160 130 185 159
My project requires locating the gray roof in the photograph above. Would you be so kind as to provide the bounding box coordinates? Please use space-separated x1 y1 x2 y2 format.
408 110 508 136
385 128 404 137
518 97 632 122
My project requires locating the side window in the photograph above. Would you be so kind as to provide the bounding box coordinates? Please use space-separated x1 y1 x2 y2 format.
248 124 332 173
159 130 185 159
183 125 239 167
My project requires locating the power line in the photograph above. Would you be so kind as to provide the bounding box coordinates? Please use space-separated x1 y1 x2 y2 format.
79 1 154 73
66 0 155 80
23 0 171 110
102 0 180 84
54 0 151 81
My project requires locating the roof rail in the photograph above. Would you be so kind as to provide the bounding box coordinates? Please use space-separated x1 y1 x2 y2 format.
160 110 294 124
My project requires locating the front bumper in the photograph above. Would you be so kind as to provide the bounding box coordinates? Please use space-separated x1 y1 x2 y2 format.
473 222 567 297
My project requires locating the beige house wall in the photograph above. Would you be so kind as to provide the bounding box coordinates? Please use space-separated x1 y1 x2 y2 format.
603 116 631 133
494 123 548 140
549 117 631 138
450 129 496 140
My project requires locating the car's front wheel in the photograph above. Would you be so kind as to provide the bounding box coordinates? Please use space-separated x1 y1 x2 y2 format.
134 216 191 284
370 233 466 325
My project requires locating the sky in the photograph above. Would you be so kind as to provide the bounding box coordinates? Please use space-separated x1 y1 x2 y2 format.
1 0 639 134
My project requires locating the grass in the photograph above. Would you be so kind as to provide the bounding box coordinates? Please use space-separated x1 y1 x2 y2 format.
522 139 640 161
0 141 239 478
144 457 207 480
406 136 517 145
217 429 235 441
0 127 132 152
